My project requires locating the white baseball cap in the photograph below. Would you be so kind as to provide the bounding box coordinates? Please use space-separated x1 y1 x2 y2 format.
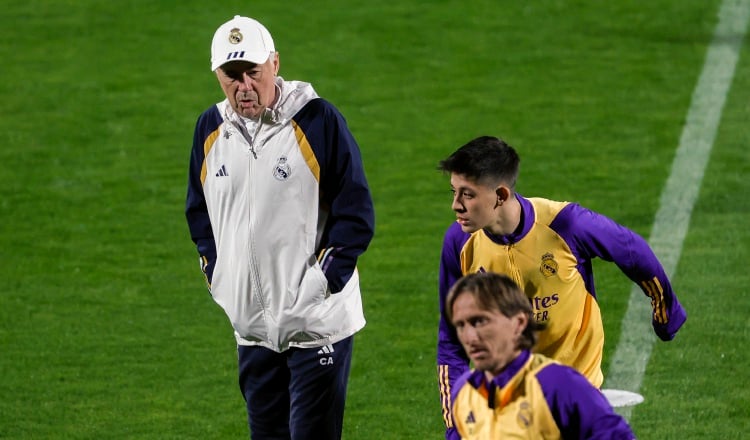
210 15 275 71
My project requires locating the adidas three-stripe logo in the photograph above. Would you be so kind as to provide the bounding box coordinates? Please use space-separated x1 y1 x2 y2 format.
317 345 335 366
215 164 228 177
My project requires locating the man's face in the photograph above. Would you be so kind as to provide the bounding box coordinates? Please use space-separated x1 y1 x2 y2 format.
449 173 500 233
450 292 524 376
216 54 279 119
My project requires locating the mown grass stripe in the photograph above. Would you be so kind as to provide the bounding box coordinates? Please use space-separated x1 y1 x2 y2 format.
605 0 750 420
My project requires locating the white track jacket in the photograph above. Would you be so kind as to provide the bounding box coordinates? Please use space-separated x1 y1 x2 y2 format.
186 77 375 351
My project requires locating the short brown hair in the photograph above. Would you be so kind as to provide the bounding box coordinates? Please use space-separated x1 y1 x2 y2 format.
446 272 545 350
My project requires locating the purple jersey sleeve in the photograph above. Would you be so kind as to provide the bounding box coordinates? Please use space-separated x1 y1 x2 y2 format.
550 203 687 341
437 222 472 439
537 364 636 440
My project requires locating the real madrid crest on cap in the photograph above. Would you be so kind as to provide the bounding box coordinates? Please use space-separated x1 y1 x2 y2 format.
229 28 243 44
273 156 291 181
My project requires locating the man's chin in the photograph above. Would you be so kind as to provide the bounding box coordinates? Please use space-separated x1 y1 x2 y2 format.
470 352 489 365
234 104 262 119
459 224 478 234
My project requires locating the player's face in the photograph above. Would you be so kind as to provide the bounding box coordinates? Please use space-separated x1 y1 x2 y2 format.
451 292 525 377
450 173 500 233
216 54 279 119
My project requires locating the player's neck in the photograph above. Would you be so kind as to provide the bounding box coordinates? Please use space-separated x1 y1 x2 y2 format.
486 197 521 236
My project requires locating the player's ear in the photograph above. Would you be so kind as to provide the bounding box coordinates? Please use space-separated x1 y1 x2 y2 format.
495 186 510 204
513 312 528 338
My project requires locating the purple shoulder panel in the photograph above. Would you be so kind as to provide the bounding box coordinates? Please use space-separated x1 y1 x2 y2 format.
537 363 636 439
548 202 687 340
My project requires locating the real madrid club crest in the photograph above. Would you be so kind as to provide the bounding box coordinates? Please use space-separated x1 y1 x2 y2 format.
229 27 243 44
273 156 291 181
540 252 558 277
517 401 533 428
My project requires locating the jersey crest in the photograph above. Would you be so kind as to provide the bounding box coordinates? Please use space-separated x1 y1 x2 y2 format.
539 252 558 277
273 156 292 180
517 401 533 427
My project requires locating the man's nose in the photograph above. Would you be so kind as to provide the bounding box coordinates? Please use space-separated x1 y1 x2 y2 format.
460 326 478 344
451 195 463 212
238 72 254 90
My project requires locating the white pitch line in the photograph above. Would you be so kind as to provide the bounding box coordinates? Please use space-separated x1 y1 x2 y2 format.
604 0 750 420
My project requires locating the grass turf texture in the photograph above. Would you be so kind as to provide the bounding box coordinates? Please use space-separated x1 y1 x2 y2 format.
1 0 747 438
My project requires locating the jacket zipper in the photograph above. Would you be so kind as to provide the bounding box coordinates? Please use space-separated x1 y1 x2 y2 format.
246 125 266 316
506 245 523 286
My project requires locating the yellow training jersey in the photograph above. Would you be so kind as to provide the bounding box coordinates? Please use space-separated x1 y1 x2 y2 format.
452 351 635 440
460 198 604 386
438 195 686 437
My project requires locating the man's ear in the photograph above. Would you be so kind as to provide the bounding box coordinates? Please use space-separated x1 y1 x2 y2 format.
495 186 510 203
514 312 528 339
272 52 280 75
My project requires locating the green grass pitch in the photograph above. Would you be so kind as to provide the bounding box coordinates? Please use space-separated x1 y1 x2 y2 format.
1 0 748 438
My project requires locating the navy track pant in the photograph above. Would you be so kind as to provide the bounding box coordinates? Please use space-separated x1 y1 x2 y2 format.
238 336 354 440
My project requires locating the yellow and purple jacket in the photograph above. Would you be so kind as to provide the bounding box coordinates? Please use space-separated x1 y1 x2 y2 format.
451 350 635 439
438 196 686 438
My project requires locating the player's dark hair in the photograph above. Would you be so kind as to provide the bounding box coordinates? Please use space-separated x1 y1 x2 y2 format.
437 136 520 189
445 272 545 350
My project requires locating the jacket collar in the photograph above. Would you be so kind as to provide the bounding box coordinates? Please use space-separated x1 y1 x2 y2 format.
466 350 531 409
483 194 534 245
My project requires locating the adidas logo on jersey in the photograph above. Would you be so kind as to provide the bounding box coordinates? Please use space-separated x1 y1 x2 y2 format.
317 344 334 366
215 164 228 177
465 411 477 436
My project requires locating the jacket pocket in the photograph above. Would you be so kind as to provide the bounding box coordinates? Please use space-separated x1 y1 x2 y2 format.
287 260 329 318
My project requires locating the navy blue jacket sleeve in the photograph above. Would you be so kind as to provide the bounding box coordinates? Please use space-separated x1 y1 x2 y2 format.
292 98 375 293
185 106 223 289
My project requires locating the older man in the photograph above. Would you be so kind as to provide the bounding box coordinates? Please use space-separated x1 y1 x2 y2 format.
185 15 374 440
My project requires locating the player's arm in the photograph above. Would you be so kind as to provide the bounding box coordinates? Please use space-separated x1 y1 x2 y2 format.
185 109 221 291
538 363 636 440
295 99 375 294
437 222 471 440
552 203 687 340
